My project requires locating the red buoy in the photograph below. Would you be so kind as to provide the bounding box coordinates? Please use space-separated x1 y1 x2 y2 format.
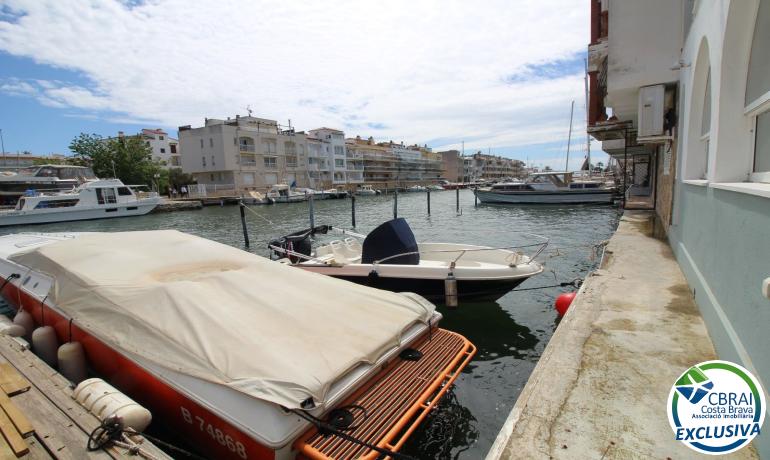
554 292 577 317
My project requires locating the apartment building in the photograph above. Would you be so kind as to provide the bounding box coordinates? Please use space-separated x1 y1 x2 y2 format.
437 150 462 182
141 129 180 167
346 137 443 189
589 3 770 455
307 128 363 188
461 152 525 181
178 115 310 191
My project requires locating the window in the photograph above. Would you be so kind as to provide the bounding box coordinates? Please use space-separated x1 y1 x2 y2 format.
286 156 298 167
701 70 711 177
202 156 206 167
96 188 116 205
209 138 214 148
200 139 204 149
746 0 770 179
211 155 215 167
117 187 133 196
170 145 177 154
334 146 344 155
335 159 344 167
262 139 277 155
284 142 297 156
264 157 277 169
210 174 215 181
159 135 164 140
160 148 166 153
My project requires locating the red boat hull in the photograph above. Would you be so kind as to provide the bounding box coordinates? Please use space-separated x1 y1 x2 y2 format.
2 282 276 460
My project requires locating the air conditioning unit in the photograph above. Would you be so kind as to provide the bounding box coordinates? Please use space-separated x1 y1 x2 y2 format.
638 85 665 138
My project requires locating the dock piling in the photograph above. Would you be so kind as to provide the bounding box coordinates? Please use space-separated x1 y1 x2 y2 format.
427 189 431 215
238 200 250 248
456 188 460 213
393 189 398 219
351 194 356 227
308 193 315 229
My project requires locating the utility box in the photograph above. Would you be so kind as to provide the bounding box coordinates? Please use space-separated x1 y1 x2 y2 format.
638 85 665 137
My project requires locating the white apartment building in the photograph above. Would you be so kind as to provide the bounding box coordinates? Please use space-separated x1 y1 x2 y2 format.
306 128 363 187
141 129 180 167
178 116 310 191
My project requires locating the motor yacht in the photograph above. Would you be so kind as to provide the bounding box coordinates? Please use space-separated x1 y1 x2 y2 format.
0 165 97 205
0 230 475 460
355 185 380 196
267 183 308 203
405 185 427 192
0 179 159 226
269 218 547 301
474 172 616 204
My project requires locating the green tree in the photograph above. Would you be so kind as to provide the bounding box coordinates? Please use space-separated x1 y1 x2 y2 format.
69 133 164 188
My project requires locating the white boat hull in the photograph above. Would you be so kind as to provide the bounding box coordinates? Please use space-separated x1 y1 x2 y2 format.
475 189 614 204
0 200 158 226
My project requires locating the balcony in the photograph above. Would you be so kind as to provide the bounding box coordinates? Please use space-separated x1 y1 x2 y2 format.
239 144 256 153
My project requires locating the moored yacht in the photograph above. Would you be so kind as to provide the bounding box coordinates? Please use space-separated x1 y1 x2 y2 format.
0 179 159 226
0 164 97 205
355 184 380 196
474 171 616 204
269 218 547 301
267 183 308 203
0 230 475 460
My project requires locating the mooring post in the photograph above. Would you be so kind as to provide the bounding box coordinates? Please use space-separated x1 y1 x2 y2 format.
474 190 478 207
427 188 431 215
239 199 250 248
393 189 398 219
308 193 315 229
456 187 460 213
351 194 356 227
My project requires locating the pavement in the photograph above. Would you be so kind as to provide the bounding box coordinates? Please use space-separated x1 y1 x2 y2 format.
486 210 758 459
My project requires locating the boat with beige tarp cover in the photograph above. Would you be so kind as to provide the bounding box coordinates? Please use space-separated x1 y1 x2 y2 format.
0 230 475 460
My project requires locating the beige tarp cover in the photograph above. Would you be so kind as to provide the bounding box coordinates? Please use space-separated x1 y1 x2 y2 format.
10 230 434 409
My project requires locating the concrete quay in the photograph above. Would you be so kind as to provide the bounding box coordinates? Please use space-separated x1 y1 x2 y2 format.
487 211 758 459
151 198 203 213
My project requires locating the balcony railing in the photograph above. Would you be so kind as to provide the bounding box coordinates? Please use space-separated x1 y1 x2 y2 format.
239 144 256 153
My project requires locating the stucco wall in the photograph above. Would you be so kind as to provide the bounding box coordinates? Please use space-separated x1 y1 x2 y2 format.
670 185 770 456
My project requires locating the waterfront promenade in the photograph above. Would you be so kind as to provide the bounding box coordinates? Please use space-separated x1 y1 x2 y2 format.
486 211 759 459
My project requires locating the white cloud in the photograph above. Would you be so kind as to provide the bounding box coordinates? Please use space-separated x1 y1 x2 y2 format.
0 0 590 155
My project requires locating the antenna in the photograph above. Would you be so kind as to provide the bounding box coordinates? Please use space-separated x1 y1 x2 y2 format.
246 105 253 116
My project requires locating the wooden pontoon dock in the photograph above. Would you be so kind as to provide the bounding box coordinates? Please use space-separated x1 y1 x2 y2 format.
0 334 172 459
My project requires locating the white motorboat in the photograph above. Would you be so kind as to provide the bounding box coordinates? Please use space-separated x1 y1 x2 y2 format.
474 172 616 204
322 188 348 199
405 185 427 192
267 183 308 203
0 230 475 460
0 179 159 226
242 190 273 205
355 185 380 196
269 218 548 301
427 184 445 191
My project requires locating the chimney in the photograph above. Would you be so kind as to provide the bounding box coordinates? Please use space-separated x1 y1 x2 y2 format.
118 131 124 138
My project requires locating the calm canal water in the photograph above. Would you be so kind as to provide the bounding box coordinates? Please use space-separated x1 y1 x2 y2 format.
0 190 620 459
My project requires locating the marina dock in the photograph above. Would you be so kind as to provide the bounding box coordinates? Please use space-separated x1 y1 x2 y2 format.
486 211 759 459
0 334 171 459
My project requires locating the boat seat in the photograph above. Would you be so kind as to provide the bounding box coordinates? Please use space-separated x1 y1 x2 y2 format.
329 240 351 264
315 244 334 258
343 237 363 262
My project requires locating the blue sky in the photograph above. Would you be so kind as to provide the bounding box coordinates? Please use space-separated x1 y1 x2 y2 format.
0 0 606 170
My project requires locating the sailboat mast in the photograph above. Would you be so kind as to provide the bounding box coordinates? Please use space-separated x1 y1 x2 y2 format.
584 59 591 174
565 100 574 172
